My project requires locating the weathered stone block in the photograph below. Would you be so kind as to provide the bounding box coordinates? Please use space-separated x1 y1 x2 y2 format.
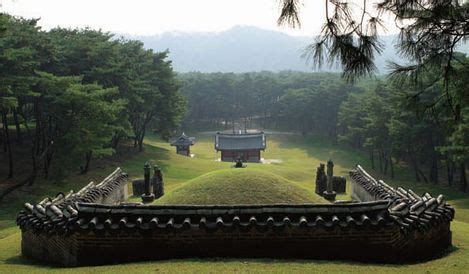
132 179 145 196
332 176 346 193
152 166 164 199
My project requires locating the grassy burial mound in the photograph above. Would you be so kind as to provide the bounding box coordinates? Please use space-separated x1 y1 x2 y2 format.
156 169 324 205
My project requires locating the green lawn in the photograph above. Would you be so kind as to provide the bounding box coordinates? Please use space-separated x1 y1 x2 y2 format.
1 132 469 273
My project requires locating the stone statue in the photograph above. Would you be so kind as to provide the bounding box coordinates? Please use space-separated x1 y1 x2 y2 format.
327 160 334 191
315 163 327 195
141 162 155 203
323 159 336 201
153 165 164 199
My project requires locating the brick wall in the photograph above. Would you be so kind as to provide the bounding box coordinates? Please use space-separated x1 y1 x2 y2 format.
20 171 128 265
18 167 453 266
73 225 403 265
20 220 452 266
21 229 77 266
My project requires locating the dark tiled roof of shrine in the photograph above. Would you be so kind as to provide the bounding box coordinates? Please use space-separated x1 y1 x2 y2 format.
170 132 195 146
349 165 454 232
215 132 266 151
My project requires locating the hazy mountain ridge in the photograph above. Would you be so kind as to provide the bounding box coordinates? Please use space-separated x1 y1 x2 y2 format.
130 26 464 74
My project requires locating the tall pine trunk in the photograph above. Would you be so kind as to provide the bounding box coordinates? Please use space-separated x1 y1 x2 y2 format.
28 144 37 186
111 134 121 150
389 154 394 179
409 152 421 182
43 147 53 179
378 150 383 173
460 162 467 192
138 126 146 152
383 151 389 175
13 109 22 144
81 151 92 174
2 112 13 178
430 157 438 185
447 159 454 186
1 123 5 153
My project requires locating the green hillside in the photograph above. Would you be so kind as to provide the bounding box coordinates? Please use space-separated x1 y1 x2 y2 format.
156 169 323 205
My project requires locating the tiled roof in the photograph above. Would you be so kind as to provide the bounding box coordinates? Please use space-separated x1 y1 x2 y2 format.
170 132 195 146
215 132 266 151
17 168 128 234
70 201 392 232
349 165 454 232
19 200 392 234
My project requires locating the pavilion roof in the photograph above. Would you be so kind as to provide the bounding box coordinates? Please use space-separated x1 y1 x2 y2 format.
215 132 266 151
170 132 195 146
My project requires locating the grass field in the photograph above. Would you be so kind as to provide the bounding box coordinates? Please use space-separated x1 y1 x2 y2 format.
1 132 469 273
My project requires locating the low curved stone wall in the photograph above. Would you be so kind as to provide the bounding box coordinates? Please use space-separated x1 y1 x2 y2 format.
17 166 454 266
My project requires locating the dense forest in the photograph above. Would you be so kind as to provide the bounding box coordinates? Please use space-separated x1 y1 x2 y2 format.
0 11 467 194
179 72 361 137
179 69 468 192
0 14 185 188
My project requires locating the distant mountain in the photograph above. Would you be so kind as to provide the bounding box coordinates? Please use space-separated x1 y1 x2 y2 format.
130 26 465 74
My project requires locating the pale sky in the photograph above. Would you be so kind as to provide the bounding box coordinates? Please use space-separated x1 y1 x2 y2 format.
1 0 329 36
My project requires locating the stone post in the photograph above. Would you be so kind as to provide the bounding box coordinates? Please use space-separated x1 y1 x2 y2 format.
315 163 327 195
323 159 336 201
153 165 164 199
141 162 155 203
152 165 158 196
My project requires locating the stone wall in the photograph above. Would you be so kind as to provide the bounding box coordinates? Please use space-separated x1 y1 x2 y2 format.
21 229 77 266
73 225 403 265
18 168 128 266
17 166 454 266
72 221 450 265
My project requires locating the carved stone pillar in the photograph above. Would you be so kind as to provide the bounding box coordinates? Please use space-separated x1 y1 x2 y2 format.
323 159 337 201
141 162 155 203
153 165 164 199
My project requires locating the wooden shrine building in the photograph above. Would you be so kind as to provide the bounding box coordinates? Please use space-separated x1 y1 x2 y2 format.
215 132 266 162
170 132 195 156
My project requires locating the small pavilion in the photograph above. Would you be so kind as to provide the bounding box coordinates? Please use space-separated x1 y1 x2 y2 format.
215 132 266 162
170 132 195 156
